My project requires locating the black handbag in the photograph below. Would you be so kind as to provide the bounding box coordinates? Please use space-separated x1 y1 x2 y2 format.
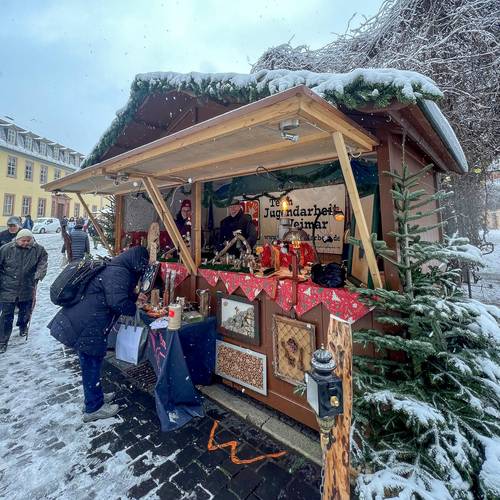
311 262 346 288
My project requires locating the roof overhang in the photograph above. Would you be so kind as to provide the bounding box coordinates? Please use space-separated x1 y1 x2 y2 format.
43 85 378 195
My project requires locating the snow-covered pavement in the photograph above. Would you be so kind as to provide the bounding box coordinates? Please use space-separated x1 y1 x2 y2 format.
0 235 150 498
0 234 319 500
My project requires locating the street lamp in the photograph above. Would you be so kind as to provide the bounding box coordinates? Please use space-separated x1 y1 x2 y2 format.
305 346 343 449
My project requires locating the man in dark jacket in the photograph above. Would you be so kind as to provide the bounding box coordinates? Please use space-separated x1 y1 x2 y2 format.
218 200 257 256
49 246 149 422
0 229 48 352
62 217 89 261
0 216 21 247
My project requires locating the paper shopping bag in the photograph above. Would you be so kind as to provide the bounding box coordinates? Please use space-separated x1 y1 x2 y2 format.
115 324 148 365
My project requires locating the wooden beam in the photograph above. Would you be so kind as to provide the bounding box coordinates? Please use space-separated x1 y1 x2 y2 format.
375 130 400 291
114 194 124 254
300 99 378 152
142 177 197 275
76 193 115 256
332 131 383 288
323 315 353 500
192 182 202 266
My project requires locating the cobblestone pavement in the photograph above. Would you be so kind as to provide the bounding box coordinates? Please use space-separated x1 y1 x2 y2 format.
2 348 321 499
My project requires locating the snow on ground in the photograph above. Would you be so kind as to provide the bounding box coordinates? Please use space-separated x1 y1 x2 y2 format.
0 234 169 499
468 230 500 306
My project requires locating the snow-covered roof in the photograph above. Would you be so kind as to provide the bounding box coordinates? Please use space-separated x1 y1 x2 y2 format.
419 100 468 172
82 68 460 169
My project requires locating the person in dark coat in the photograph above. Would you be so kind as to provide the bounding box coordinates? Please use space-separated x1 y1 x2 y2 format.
62 217 89 261
0 216 21 248
22 214 34 230
0 229 48 352
218 200 257 256
49 246 149 422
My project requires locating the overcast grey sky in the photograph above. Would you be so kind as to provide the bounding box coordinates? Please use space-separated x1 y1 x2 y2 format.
0 0 383 155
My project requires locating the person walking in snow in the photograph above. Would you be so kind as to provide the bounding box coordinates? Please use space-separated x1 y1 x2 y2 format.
49 246 149 422
62 217 89 261
22 214 34 230
0 229 48 353
0 216 21 248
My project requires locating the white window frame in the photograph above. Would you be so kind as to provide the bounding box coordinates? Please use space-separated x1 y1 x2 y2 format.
54 168 61 180
25 160 34 181
21 196 32 216
40 165 48 184
7 156 17 177
25 136 33 151
3 194 15 216
40 142 47 156
74 203 80 218
7 129 15 144
37 198 46 217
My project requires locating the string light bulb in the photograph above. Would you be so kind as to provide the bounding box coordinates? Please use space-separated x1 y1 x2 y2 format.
280 195 292 212
333 206 345 222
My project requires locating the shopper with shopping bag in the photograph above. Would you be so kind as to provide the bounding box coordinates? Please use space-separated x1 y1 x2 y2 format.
49 246 149 422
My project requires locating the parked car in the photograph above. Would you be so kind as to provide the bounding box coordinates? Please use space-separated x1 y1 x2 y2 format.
32 217 61 234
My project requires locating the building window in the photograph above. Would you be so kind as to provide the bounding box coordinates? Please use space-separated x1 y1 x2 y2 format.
7 129 15 143
7 156 17 177
74 203 80 218
64 151 69 163
3 194 14 216
25 137 33 151
32 140 39 153
40 142 46 156
21 196 32 216
40 165 48 184
54 168 61 180
53 147 59 159
92 205 98 213
46 146 52 158
17 134 24 147
37 198 46 217
25 160 34 181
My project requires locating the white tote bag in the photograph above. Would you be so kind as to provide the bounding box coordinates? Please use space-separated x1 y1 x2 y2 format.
115 323 147 365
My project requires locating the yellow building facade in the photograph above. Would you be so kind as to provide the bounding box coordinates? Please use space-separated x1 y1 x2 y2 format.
0 118 106 228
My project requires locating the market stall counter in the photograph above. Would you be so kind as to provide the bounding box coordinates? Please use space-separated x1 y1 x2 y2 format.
143 315 217 431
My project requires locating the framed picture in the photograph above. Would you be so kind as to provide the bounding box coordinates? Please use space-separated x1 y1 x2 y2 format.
215 340 267 395
216 292 260 346
272 315 316 386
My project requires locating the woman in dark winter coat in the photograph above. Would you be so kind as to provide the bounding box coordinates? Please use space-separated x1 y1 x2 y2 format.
49 246 149 422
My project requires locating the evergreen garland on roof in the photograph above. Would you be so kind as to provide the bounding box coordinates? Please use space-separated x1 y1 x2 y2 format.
82 68 443 168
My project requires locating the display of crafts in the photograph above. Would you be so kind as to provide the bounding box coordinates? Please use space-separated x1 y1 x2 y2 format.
142 303 168 318
221 301 255 337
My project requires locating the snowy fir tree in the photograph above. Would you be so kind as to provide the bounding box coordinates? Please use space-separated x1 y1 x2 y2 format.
350 163 500 499
99 195 116 244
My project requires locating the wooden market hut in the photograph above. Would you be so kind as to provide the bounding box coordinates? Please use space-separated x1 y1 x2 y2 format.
43 68 467 430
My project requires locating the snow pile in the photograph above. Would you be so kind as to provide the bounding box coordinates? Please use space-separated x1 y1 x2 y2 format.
479 436 500 496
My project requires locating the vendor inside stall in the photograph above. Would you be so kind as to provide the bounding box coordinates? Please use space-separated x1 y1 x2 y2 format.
218 199 257 255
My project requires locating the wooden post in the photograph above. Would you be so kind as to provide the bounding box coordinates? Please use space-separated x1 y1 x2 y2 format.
322 314 353 500
142 177 197 275
332 132 383 289
192 182 202 266
76 193 115 256
114 194 124 254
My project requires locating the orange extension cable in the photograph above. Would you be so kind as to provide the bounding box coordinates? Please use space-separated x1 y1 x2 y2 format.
207 420 287 465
